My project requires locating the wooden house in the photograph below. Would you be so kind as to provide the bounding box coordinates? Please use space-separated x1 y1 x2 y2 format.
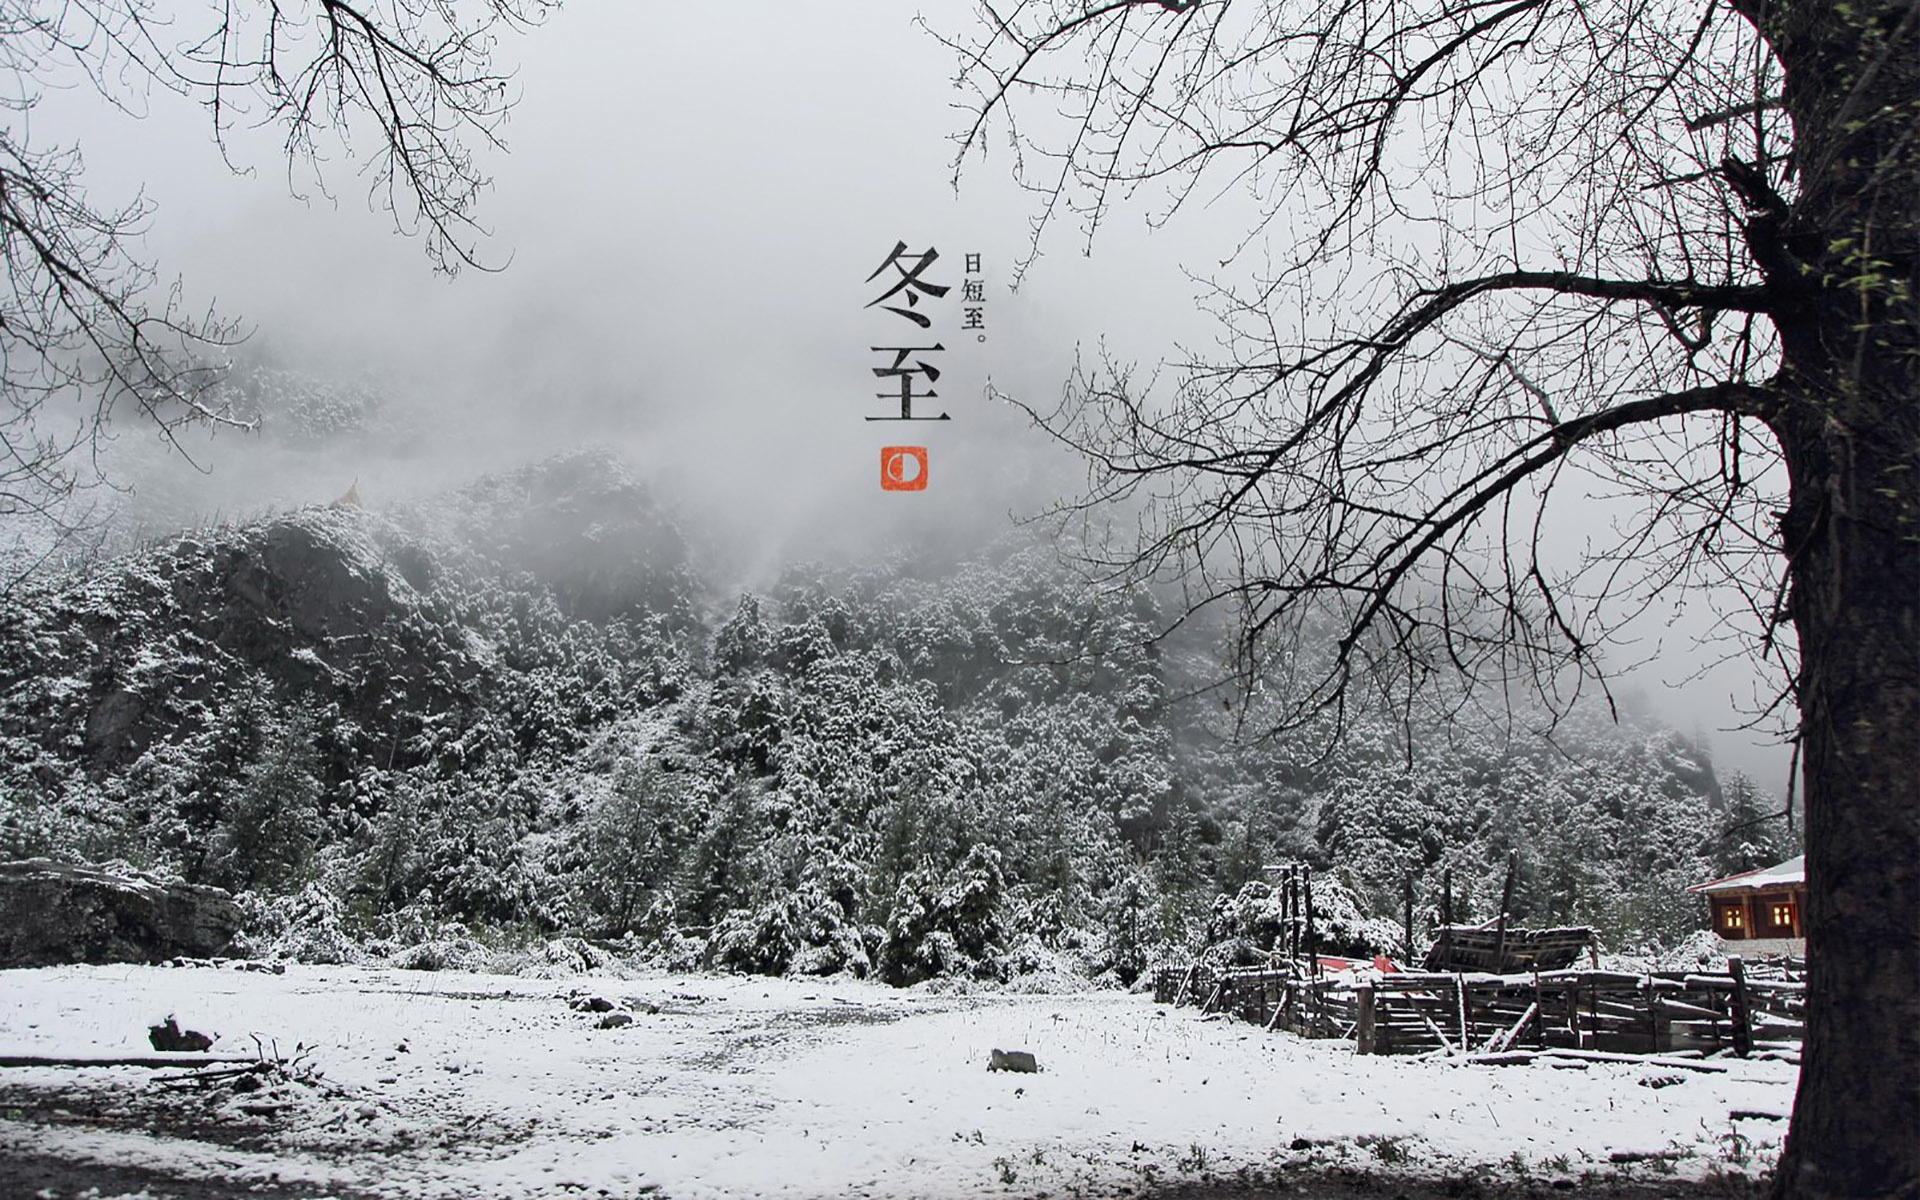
1687 855 1806 951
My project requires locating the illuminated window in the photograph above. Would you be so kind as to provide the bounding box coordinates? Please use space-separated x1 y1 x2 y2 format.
1721 906 1745 930
1771 903 1795 928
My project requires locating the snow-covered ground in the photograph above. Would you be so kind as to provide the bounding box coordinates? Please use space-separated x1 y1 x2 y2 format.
0 963 1794 1199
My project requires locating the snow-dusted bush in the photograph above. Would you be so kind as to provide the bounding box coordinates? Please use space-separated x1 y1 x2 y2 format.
238 881 358 965
1095 868 1164 984
878 846 1010 986
1308 875 1408 957
1201 876 1402 965
995 931 1101 993
392 938 493 972
649 928 708 973
789 926 872 977
711 901 802 975
544 936 613 973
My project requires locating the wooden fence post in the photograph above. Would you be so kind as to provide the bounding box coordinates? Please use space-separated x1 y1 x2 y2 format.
1286 869 1299 961
1729 955 1753 1058
1304 870 1317 978
1493 851 1517 971
1356 985 1377 1055
1402 876 1415 965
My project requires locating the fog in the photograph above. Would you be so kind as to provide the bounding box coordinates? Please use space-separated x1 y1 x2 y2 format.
60 2 1229 556
33 0 1793 788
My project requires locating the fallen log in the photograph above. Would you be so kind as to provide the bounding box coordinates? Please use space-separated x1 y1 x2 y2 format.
1462 1048 1730 1072
0 1053 256 1069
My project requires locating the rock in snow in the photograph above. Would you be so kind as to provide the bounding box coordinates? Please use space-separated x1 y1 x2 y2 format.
988 1048 1040 1073
568 995 617 1013
0 859 242 967
148 1015 216 1052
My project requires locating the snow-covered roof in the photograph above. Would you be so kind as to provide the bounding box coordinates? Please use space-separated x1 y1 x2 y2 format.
1688 854 1805 895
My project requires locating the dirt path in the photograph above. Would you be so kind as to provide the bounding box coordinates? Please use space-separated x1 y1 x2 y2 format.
0 1148 394 1200
1136 1159 1766 1198
0 1147 1771 1200
1139 1166 1769 1200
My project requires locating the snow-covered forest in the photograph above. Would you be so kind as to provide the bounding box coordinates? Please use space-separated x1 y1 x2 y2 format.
0 370 1797 984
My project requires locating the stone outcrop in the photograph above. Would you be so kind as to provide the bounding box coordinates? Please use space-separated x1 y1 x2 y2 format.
0 859 243 967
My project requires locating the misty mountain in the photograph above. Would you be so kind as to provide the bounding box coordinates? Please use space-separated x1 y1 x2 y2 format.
0 449 1793 982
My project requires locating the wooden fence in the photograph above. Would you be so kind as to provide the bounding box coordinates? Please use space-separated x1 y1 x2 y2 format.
1153 957 1803 1060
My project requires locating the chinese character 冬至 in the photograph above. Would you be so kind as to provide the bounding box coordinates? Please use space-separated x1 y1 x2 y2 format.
865 242 949 329
868 345 951 421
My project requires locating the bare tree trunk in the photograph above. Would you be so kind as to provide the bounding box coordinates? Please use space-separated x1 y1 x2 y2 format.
1743 5 1920 1192
1774 433 1920 1200
1768 133 1920 1200
1777 465 1920 1196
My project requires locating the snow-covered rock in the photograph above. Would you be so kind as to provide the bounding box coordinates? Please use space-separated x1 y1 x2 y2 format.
0 858 242 966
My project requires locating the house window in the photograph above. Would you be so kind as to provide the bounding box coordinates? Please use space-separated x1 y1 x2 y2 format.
1720 905 1745 932
1770 902 1796 930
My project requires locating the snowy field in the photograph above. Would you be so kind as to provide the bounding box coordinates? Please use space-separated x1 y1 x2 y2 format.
0 963 1794 1199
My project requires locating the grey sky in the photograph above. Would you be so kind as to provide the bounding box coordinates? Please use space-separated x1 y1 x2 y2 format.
43 0 1793 788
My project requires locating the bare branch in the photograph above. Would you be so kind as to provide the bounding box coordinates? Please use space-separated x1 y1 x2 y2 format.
0 0 550 543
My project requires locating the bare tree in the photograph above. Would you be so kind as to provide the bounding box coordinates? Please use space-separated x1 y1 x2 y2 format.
940 1 1917 1196
0 0 551 542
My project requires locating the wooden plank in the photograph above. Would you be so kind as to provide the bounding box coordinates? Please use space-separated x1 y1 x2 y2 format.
1486 1001 1539 1053
1171 965 1198 1008
1656 998 1730 1022
1420 1010 1459 1054
1573 1009 1661 1029
1266 985 1291 1031
1379 971 1508 988
1545 970 1646 987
